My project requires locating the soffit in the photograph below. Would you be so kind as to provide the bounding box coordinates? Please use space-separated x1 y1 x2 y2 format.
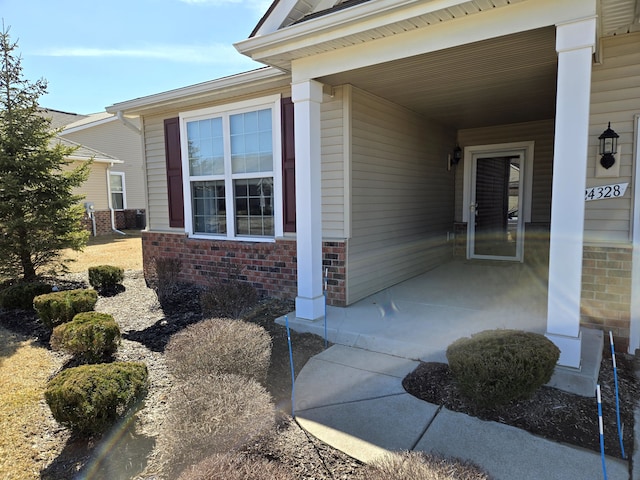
599 0 640 36
319 26 557 129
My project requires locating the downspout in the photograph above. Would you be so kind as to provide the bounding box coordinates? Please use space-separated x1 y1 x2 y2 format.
116 111 142 134
106 163 126 236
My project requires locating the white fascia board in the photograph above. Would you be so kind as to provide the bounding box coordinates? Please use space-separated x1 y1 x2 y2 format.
253 0 299 37
290 0 596 82
237 0 520 62
68 156 124 164
62 115 118 135
105 67 288 115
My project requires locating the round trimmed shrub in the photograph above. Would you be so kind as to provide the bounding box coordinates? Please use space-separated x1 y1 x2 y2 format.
45 361 148 435
159 374 275 477
446 329 560 408
177 453 296 480
88 265 124 291
0 281 52 310
165 318 272 384
33 288 98 328
50 312 121 363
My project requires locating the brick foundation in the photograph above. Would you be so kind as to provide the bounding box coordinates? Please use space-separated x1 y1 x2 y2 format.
141 231 347 306
581 245 632 352
81 209 146 236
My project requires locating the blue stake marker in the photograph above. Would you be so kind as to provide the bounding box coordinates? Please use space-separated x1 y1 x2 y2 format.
285 315 295 418
324 267 328 349
609 331 626 459
597 384 608 480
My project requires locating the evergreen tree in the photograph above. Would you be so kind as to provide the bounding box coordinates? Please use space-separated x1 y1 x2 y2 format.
0 26 89 281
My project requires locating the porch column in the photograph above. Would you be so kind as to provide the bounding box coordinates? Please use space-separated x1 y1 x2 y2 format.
292 79 325 320
545 17 596 368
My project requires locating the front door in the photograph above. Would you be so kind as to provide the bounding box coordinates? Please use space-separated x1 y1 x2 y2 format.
468 149 525 261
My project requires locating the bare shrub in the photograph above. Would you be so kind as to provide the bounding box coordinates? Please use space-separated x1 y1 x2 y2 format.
159 374 275 477
165 318 271 384
200 281 258 319
365 451 492 480
151 257 182 300
177 453 296 480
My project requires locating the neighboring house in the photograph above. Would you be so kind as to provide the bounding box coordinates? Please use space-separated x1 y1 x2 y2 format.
54 135 124 235
57 111 146 233
40 109 145 235
107 0 640 364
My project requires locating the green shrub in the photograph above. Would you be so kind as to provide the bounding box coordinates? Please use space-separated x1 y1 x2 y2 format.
0 282 52 310
50 312 121 363
199 281 258 319
45 361 148 435
88 265 124 291
159 374 275 477
165 318 272 384
446 329 560 408
366 451 491 480
177 453 296 480
33 288 98 328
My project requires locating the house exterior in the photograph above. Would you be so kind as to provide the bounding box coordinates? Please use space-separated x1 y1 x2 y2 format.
58 112 146 233
107 0 640 364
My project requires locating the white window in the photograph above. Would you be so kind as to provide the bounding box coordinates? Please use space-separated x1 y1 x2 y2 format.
110 172 126 210
180 95 282 241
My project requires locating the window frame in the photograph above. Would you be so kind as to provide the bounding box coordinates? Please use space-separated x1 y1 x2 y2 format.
109 171 127 211
179 95 283 242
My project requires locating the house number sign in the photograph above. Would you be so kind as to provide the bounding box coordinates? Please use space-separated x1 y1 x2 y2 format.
585 182 628 202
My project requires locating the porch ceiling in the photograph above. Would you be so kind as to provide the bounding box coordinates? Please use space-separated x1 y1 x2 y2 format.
318 26 558 129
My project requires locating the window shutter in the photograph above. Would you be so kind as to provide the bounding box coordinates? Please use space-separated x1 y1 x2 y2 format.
164 117 185 228
281 97 296 232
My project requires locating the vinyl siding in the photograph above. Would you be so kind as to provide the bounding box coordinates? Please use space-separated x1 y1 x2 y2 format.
586 32 640 244
348 87 456 304
457 119 554 224
63 118 146 210
321 85 347 238
70 160 110 210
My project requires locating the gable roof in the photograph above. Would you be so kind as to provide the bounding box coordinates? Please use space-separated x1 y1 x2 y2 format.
40 108 88 130
54 137 123 164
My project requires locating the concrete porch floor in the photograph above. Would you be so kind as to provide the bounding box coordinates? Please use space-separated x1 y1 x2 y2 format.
280 259 602 396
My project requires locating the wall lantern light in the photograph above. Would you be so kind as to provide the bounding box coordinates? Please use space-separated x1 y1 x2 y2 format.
451 145 462 165
598 122 619 169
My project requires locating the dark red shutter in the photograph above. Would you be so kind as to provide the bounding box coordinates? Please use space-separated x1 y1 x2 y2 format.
164 117 185 228
281 97 296 232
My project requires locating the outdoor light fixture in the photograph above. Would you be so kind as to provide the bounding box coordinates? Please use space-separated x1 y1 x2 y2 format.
598 122 619 169
452 145 462 165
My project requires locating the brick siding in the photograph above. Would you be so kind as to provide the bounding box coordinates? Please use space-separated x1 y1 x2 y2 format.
141 231 347 307
80 209 146 236
581 245 632 352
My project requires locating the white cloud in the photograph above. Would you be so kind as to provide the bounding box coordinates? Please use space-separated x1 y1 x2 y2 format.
36 43 255 66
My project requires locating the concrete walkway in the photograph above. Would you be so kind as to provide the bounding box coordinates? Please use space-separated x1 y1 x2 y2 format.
293 345 630 480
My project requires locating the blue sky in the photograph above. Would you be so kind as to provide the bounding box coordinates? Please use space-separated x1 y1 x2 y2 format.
1 0 272 114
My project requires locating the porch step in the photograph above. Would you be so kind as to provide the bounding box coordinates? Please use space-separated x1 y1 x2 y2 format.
546 328 603 397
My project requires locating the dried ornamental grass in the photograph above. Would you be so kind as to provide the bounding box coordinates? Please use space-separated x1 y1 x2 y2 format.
165 317 272 384
366 451 492 480
177 453 296 480
159 373 275 478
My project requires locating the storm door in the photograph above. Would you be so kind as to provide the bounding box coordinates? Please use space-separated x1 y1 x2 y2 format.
468 151 524 261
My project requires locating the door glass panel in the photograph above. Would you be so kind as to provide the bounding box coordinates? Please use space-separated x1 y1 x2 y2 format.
473 156 520 258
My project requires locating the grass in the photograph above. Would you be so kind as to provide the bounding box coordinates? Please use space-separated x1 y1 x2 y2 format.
61 230 143 273
0 325 58 480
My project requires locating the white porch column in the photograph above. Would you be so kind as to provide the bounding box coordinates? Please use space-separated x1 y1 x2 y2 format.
545 17 596 368
292 79 325 320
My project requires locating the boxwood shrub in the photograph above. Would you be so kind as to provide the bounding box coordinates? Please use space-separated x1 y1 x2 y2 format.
0 282 52 310
33 288 98 328
446 329 560 408
50 312 121 363
45 361 148 435
88 265 124 291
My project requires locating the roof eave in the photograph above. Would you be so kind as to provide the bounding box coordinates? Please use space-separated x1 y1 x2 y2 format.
106 67 290 116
